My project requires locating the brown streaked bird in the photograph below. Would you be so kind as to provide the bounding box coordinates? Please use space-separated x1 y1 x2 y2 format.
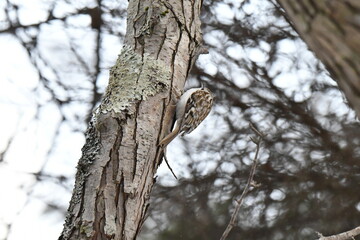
159 86 214 147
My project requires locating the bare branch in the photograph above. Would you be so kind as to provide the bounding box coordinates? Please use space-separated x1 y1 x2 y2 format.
317 226 360 240
219 124 264 240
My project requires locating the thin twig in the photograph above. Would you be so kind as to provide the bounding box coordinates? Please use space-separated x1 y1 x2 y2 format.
219 123 264 240
317 226 360 240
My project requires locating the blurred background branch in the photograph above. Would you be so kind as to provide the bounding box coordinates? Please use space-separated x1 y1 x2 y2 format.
220 124 264 240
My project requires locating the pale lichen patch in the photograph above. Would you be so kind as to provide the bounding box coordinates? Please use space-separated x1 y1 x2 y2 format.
99 45 171 116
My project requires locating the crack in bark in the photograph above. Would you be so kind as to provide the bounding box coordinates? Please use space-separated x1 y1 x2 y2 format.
161 1 198 45
94 163 107 239
170 29 182 85
133 102 140 180
133 0 142 50
186 42 196 79
155 100 168 168
180 0 186 26
116 176 126 239
189 0 195 36
156 26 167 59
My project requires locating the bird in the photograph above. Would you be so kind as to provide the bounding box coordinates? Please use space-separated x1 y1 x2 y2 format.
159 86 213 147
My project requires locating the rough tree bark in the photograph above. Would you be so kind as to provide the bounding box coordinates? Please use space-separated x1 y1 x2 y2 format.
276 0 360 117
59 0 203 239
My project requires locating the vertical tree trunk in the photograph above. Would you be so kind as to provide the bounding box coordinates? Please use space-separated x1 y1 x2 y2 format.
276 0 360 116
59 0 203 239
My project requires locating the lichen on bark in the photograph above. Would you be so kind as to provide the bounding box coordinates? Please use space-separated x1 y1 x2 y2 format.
99 45 171 115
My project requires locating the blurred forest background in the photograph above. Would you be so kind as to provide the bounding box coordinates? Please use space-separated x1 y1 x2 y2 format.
0 0 359 239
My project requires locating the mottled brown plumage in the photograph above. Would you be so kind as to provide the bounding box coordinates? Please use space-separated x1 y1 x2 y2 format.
159 87 213 147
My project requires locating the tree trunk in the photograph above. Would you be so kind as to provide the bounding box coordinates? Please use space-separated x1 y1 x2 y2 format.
59 0 203 239
276 0 360 117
